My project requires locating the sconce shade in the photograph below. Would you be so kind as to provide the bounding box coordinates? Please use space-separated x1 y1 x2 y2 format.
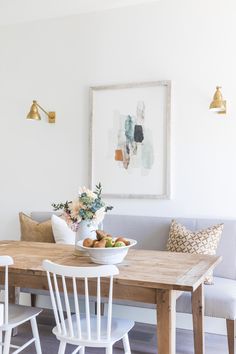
27 101 41 120
26 100 56 123
209 86 226 114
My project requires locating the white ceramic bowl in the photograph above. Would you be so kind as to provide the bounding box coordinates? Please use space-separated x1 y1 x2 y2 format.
77 238 137 265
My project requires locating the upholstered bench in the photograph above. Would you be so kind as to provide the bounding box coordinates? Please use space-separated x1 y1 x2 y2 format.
20 212 236 354
104 214 236 354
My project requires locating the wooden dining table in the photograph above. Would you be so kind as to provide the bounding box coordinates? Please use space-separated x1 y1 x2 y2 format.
0 241 221 354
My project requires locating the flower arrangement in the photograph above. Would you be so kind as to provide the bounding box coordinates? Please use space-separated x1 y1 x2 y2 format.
52 183 113 231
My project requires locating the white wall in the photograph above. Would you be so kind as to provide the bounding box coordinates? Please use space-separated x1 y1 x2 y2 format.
1 0 236 240
1 0 236 241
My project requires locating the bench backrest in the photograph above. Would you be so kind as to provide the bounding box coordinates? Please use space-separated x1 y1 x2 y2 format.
31 212 236 280
104 215 236 280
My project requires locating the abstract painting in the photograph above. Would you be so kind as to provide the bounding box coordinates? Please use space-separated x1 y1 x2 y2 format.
114 101 154 171
90 81 171 199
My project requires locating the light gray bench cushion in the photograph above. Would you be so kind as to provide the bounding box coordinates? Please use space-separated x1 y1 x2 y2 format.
177 277 236 320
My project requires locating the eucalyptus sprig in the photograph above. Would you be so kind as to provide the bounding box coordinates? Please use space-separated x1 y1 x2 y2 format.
52 201 71 212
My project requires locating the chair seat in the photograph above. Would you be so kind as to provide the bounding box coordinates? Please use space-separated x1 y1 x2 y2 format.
176 276 236 320
53 315 134 347
0 304 42 329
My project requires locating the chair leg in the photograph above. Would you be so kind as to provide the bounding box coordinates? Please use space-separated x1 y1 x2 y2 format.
58 341 66 354
30 317 42 354
122 333 131 354
106 345 113 354
226 319 235 354
9 287 20 337
79 347 85 354
3 329 12 354
0 330 2 354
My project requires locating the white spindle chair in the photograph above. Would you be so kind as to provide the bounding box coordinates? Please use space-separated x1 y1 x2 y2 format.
43 260 134 354
0 255 42 354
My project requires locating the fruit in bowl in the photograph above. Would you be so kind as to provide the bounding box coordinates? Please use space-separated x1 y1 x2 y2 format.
83 230 131 249
78 230 137 264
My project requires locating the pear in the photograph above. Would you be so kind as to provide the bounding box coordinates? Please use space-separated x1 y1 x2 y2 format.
83 238 94 248
92 240 99 247
96 230 107 241
94 238 107 248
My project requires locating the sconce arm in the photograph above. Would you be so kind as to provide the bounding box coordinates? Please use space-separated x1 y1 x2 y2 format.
33 100 56 123
35 102 49 117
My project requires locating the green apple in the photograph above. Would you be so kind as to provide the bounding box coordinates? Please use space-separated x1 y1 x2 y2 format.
105 238 114 248
114 241 126 247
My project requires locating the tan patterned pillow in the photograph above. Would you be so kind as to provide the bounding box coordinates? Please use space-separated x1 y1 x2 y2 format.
166 220 223 285
19 212 55 243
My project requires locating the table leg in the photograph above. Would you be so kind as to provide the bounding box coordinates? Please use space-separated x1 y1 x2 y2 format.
9 286 20 305
9 286 20 336
156 289 176 354
192 283 205 354
31 294 37 307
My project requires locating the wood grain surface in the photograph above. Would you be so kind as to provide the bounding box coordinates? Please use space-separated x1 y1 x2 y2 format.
0 241 221 293
0 241 221 354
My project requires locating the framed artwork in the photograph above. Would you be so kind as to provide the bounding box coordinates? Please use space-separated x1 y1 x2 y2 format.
90 81 171 199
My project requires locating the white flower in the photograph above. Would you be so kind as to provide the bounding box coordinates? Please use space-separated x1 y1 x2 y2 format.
68 199 83 222
61 212 81 228
93 207 105 224
79 186 97 200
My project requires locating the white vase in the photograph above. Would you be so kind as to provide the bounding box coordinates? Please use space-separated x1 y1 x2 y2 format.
75 220 98 255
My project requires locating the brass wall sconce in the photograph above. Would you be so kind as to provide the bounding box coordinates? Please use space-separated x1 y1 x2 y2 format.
209 86 226 114
26 100 56 123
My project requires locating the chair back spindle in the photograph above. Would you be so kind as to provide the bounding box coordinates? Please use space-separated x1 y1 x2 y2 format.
72 277 81 338
62 275 74 337
53 273 67 335
97 277 101 340
84 277 91 339
107 275 113 339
